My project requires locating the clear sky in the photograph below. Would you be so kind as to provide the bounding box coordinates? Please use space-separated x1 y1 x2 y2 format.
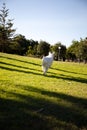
0 0 87 47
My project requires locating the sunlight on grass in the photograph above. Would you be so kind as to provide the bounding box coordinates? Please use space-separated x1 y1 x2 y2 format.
0 53 87 130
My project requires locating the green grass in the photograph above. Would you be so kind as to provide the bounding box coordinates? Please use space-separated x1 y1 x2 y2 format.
0 52 87 130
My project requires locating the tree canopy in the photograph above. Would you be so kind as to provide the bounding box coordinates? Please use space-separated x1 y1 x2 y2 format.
0 3 16 53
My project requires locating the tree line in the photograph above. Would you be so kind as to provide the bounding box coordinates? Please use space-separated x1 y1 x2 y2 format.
0 3 87 63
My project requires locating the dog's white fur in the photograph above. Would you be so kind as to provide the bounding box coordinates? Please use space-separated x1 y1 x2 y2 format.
42 52 54 75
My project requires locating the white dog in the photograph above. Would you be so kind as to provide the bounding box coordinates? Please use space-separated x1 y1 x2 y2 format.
42 52 54 75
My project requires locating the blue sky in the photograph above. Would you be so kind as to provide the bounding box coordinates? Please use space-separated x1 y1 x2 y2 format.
0 0 87 47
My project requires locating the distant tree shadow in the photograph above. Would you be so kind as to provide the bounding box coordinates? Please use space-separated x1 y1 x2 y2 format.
0 55 41 66
0 65 43 76
0 55 87 84
47 73 87 84
51 67 87 76
22 85 87 109
0 61 42 73
0 60 87 84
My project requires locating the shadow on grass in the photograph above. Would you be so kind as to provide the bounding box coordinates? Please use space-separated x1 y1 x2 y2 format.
48 73 87 84
0 55 41 66
0 61 42 73
0 65 43 77
51 67 87 76
0 85 87 130
0 61 87 84
0 55 87 84
21 85 87 109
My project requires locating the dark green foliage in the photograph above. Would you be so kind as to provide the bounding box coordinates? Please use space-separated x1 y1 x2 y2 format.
0 3 16 53
78 38 87 63
52 42 66 61
37 40 50 56
13 34 30 55
26 39 38 57
66 41 78 61
66 38 87 63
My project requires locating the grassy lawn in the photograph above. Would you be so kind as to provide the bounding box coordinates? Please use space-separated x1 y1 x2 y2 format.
0 52 87 130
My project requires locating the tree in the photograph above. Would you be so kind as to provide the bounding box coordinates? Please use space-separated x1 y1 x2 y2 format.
60 44 66 61
52 42 66 61
0 3 16 52
52 43 61 60
66 40 79 61
37 40 50 57
13 34 30 55
78 38 87 63
26 39 38 57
